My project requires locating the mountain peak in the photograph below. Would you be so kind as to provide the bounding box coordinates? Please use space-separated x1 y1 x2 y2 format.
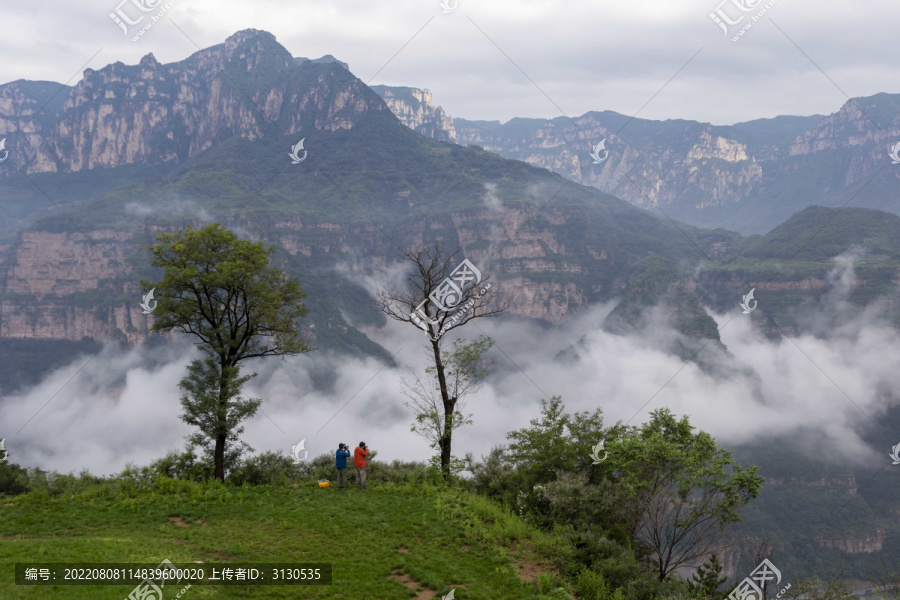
372 85 456 142
293 54 350 71
224 28 278 47
220 28 293 74
138 53 159 68
0 28 391 176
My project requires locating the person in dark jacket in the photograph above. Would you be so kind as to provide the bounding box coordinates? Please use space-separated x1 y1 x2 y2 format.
354 442 370 489
335 443 351 489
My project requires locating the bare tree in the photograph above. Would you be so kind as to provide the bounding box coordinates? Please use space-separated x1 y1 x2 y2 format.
376 243 508 478
628 479 727 580
752 538 774 600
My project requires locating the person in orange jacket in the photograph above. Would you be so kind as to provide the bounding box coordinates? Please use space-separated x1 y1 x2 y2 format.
354 442 370 489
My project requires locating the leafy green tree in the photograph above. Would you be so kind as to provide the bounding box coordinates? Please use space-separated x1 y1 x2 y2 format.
609 409 764 581
687 554 727 599
401 335 494 479
145 223 313 481
506 395 626 485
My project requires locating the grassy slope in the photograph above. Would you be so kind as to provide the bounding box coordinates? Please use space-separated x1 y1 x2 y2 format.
0 482 556 600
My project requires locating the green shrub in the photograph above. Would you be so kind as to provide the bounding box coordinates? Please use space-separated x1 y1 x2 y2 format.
537 572 554 593
576 567 626 600
538 589 574 600
535 572 574 599
467 446 530 506
228 451 301 486
0 461 28 496
147 446 214 483
23 468 104 498
686 554 727 599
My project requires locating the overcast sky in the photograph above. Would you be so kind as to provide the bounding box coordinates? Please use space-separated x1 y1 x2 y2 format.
1 0 897 126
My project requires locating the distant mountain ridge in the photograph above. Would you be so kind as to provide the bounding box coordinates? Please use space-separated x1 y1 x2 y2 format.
3 32 895 236
373 87 900 234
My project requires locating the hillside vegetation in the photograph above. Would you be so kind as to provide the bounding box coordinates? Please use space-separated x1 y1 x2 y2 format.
0 400 778 600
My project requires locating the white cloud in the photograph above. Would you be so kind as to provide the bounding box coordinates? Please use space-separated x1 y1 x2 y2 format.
2 254 898 476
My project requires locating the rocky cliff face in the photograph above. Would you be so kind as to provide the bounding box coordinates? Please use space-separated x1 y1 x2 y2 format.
789 95 899 160
0 200 596 343
812 529 886 553
0 29 659 346
0 231 151 343
371 86 456 142
0 29 402 345
424 112 776 214
0 30 392 176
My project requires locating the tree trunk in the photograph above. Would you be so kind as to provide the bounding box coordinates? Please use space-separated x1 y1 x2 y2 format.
431 338 453 480
214 434 226 482
440 413 453 480
214 359 230 483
